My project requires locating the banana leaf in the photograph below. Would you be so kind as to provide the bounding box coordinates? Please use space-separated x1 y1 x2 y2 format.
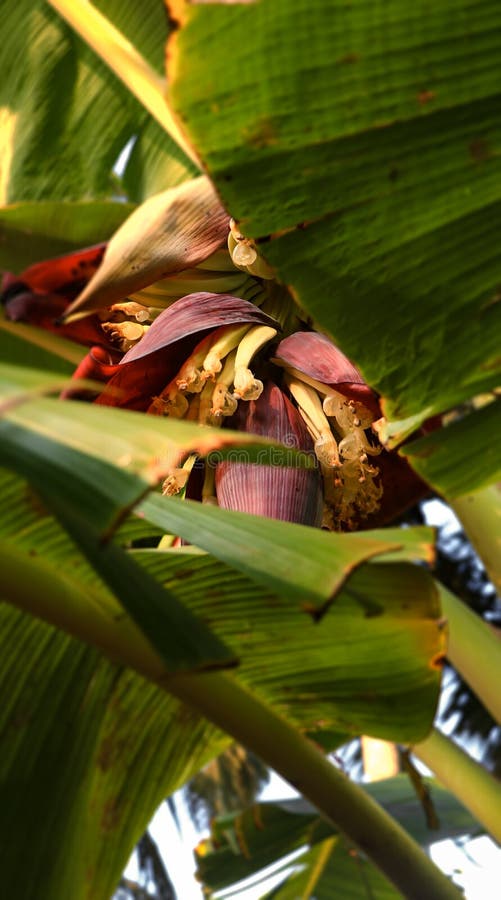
168 0 501 491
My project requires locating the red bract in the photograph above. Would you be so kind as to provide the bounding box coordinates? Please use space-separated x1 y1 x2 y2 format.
2 244 105 296
60 346 122 401
215 382 323 526
2 288 110 347
1 244 110 348
275 331 381 420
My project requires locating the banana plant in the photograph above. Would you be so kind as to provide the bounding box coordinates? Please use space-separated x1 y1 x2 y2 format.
1 2 500 899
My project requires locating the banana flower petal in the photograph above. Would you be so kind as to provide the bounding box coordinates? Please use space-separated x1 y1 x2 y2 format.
275 331 381 419
215 382 323 526
121 292 278 365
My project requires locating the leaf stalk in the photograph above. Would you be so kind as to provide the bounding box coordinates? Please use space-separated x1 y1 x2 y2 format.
439 584 501 724
413 728 501 843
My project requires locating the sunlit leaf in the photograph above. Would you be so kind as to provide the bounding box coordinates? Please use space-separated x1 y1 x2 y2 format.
1 465 442 743
0 452 444 895
0 363 305 531
139 493 435 611
0 201 133 271
0 606 226 900
1 0 191 208
0 312 85 373
169 0 501 449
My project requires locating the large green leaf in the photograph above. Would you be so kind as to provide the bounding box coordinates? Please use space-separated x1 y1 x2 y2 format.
140 493 435 612
0 462 444 898
0 312 85 374
196 776 480 897
1 0 193 206
0 465 229 899
1 451 442 739
0 605 226 900
168 0 501 447
0 429 443 895
0 361 315 672
134 550 442 740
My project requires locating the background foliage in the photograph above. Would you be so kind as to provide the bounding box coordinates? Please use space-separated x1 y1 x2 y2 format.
1 1 500 898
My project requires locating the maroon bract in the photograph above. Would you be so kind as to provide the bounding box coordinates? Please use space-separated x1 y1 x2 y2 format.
275 331 381 419
216 383 323 526
120 293 278 365
60 346 121 401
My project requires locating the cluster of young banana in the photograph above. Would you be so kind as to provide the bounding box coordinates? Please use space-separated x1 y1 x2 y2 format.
279 368 383 529
130 247 264 310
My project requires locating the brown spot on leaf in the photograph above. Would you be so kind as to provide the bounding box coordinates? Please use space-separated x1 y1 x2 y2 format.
480 355 501 371
101 797 122 831
481 286 501 312
337 52 360 64
97 735 125 771
469 138 491 163
25 485 48 517
252 805 265 830
243 117 279 149
174 568 195 580
417 90 436 106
